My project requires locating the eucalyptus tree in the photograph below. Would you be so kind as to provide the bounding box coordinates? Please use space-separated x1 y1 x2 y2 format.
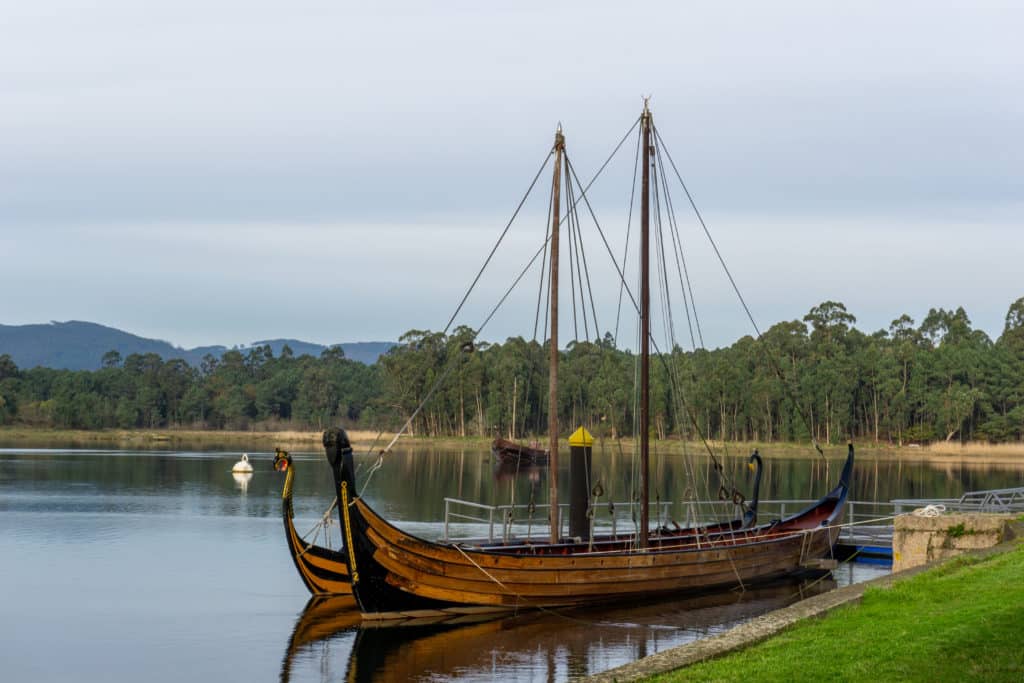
802 301 858 443
4 298 1024 442
0 355 20 424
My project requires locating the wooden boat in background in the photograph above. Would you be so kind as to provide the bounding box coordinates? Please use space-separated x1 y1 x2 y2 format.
491 437 549 466
273 449 352 596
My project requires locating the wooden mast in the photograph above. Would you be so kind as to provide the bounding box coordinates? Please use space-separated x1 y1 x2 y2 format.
639 101 651 549
548 124 565 545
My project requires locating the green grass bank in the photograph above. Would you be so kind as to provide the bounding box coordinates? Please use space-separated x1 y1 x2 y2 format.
651 543 1024 682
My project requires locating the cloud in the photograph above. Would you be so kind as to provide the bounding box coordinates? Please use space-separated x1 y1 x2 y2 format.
3 2 1021 221
1 1 1021 347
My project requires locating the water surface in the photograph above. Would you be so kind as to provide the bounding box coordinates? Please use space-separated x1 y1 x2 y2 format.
2 444 1020 681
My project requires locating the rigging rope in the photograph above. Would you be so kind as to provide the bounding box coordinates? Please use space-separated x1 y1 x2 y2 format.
654 141 701 350
566 163 580 342
533 189 555 341
565 155 739 497
565 166 590 341
614 124 643 345
654 126 825 457
569 170 602 343
360 119 643 488
649 145 708 498
441 150 554 337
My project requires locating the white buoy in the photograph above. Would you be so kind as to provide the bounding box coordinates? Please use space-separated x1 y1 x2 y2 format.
232 453 254 473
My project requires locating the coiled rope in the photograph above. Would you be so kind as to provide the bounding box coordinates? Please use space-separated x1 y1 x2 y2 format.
912 503 947 517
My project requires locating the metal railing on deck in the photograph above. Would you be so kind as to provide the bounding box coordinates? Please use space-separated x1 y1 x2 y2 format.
442 486 1024 546
443 498 674 543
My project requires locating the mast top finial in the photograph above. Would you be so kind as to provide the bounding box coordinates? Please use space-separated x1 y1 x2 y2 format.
553 121 565 150
642 95 652 115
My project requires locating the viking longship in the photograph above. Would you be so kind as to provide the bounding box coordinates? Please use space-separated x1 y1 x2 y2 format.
270 441 769 603
271 440 757 596
273 449 352 596
325 429 850 618
303 103 854 621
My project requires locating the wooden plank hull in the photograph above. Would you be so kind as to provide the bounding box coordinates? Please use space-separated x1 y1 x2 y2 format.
353 498 837 610
323 429 854 619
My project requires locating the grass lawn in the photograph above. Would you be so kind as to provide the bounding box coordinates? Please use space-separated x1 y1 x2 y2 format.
653 544 1024 682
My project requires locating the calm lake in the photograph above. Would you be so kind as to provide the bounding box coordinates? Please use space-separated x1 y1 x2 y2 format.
2 443 1022 682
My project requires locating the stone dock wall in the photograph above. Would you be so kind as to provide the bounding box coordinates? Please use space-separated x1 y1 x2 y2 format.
892 512 1014 572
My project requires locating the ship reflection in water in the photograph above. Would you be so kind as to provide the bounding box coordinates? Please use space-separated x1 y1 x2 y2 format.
281 578 835 682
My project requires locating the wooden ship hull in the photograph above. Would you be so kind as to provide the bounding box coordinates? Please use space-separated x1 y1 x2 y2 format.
274 446 760 599
325 429 852 620
275 450 352 596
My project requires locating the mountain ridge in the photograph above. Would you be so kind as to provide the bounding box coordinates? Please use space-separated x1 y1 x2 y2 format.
0 321 394 370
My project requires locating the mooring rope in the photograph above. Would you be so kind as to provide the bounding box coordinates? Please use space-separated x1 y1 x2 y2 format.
724 544 747 593
298 497 339 553
453 543 517 598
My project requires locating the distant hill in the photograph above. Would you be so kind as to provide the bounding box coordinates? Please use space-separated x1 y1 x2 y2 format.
247 338 393 366
0 321 394 370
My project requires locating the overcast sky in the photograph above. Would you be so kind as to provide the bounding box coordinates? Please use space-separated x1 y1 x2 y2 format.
2 1 1021 350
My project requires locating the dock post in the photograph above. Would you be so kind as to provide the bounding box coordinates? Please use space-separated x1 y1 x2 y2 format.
569 426 594 541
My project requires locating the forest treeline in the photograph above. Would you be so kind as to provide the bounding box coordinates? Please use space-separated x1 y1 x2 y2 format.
1 298 1023 444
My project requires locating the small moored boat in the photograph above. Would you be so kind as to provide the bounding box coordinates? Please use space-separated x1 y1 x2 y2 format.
491 438 549 466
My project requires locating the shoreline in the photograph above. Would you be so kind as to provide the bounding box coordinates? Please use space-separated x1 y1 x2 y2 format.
1 427 1023 460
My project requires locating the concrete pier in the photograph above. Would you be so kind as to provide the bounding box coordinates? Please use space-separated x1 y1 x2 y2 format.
892 513 1015 572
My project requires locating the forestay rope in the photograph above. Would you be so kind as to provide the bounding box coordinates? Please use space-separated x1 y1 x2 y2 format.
655 126 827 459
564 151 743 502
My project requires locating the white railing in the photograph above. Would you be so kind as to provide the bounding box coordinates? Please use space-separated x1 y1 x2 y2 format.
443 487 1024 546
443 498 676 543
